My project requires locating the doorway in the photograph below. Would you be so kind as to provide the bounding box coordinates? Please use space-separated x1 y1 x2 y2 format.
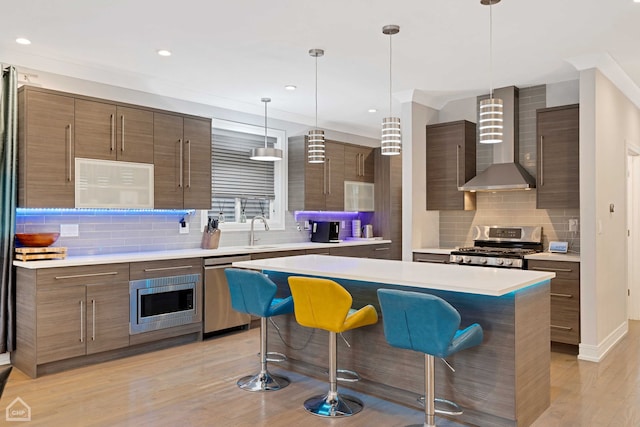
627 144 640 320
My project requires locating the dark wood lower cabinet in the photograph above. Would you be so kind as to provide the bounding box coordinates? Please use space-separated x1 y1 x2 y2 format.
528 260 580 344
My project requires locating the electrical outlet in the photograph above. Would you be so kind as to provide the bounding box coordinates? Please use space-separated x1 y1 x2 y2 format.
341 221 346 229
569 218 579 232
179 222 189 234
60 224 79 237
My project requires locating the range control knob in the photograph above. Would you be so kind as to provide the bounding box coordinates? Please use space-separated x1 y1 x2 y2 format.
463 256 472 264
479 258 488 265
454 256 464 263
495 258 504 266
504 259 513 266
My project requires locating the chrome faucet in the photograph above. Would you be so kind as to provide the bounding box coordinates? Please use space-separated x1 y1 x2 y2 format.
250 215 270 246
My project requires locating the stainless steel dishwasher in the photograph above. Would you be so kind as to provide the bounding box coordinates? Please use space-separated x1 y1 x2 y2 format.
203 255 252 333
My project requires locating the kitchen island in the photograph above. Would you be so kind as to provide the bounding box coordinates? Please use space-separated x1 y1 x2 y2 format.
233 255 555 427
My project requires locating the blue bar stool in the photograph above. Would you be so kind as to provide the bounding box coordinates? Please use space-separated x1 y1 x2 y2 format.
377 289 483 427
224 268 294 392
288 276 379 417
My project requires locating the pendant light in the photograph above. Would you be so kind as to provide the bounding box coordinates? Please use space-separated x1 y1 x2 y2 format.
250 97 283 161
381 25 401 156
479 0 503 144
308 48 325 163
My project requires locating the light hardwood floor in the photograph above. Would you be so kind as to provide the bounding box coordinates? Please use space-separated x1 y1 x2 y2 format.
1 321 639 427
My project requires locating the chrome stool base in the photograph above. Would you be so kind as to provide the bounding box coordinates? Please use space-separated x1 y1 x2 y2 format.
303 393 364 417
237 371 290 392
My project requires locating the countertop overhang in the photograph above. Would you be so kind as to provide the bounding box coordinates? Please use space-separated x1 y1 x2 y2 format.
13 240 391 269
233 254 555 296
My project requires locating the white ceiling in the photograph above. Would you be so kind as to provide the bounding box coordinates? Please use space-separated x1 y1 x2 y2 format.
2 0 640 138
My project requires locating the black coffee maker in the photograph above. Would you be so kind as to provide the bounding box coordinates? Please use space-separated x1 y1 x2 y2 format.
310 221 340 243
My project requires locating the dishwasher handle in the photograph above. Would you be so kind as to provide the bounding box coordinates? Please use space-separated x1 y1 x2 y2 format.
204 255 252 267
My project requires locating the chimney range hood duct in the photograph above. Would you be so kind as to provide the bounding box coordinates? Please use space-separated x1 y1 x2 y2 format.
458 86 536 192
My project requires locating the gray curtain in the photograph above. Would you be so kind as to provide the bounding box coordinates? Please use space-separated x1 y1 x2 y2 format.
0 66 18 353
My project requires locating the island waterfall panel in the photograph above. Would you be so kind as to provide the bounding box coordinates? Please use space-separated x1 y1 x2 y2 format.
265 272 550 427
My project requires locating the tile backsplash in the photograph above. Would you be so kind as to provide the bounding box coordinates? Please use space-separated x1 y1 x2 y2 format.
439 191 580 253
15 210 310 256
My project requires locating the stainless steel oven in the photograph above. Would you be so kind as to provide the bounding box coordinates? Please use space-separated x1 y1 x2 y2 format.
129 273 201 334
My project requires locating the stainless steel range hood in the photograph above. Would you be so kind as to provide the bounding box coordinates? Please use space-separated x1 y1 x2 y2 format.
458 86 536 192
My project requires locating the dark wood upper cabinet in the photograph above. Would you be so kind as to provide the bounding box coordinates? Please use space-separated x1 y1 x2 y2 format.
153 113 212 209
74 100 153 164
288 136 345 211
536 104 579 209
426 120 477 211
18 87 75 208
344 144 374 183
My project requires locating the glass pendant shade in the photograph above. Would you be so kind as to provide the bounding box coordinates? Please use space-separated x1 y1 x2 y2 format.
250 97 282 161
478 97 503 144
381 25 401 156
307 128 325 163
308 48 325 163
381 116 401 155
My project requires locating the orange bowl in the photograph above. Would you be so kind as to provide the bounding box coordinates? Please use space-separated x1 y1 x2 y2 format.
15 233 60 247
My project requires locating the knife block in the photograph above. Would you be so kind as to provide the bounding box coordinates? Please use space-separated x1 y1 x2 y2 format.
201 228 221 249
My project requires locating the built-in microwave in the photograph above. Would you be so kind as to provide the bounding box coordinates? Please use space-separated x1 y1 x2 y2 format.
129 273 201 334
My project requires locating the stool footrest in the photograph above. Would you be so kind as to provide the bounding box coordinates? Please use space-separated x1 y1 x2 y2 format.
265 351 287 363
418 396 463 416
336 369 360 382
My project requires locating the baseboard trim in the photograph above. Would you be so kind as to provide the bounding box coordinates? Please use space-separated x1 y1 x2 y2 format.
578 321 628 362
0 352 10 365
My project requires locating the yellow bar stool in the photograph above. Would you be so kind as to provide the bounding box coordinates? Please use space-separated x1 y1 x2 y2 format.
288 276 378 417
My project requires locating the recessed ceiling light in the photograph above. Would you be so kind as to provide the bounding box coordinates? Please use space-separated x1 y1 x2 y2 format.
285 85 297 91
157 49 172 57
16 38 31 45
368 108 377 113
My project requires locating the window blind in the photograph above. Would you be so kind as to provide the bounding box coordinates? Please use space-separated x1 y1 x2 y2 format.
211 128 276 199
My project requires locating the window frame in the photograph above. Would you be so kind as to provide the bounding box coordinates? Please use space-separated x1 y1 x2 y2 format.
202 118 288 232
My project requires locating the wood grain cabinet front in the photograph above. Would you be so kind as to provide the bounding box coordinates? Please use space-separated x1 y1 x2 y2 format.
153 113 212 209
528 260 580 345
13 263 130 377
344 144 374 183
75 99 154 164
18 87 76 207
426 120 477 211
536 104 580 209
288 136 346 211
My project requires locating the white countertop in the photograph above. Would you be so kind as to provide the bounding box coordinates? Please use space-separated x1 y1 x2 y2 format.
232 255 555 297
413 248 456 255
13 240 391 269
525 252 581 262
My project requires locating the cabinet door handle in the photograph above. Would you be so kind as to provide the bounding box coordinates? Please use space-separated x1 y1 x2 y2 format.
456 145 461 189
323 160 327 194
66 123 74 182
79 300 84 343
375 247 390 251
178 139 183 188
327 158 331 194
550 292 573 298
530 266 573 273
55 271 119 280
91 299 96 341
121 115 125 152
110 114 115 151
550 325 572 331
540 136 544 186
143 265 193 272
186 139 191 188
417 259 446 264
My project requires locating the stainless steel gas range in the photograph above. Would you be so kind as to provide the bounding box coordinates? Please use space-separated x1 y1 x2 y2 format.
450 225 542 269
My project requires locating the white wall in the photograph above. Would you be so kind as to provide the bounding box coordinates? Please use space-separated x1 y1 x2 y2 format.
401 101 439 260
579 68 640 361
